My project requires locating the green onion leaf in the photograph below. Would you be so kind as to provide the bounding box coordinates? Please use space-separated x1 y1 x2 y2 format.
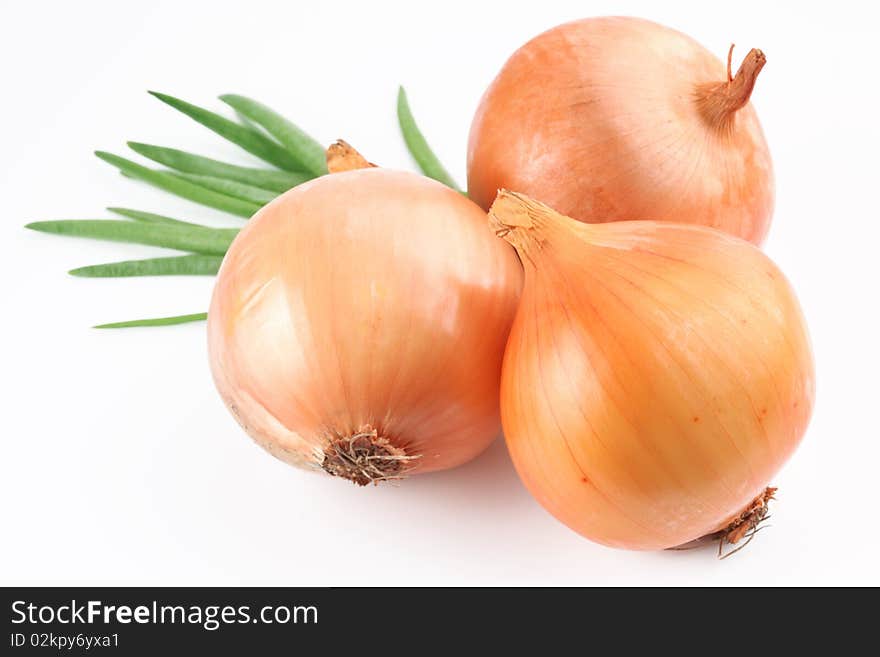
233 110 266 134
219 94 327 176
25 220 237 255
70 254 223 278
396 86 461 192
169 172 277 205
106 207 204 228
93 312 208 329
148 91 302 171
95 151 261 218
127 142 310 193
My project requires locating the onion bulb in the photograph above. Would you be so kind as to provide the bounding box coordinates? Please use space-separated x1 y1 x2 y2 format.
468 17 774 244
208 144 522 485
488 190 814 551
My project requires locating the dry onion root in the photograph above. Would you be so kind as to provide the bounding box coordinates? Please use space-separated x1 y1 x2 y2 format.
468 16 774 244
207 143 522 485
488 190 814 551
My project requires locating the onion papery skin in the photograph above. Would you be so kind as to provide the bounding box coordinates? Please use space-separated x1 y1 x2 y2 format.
490 192 813 550
208 169 522 482
468 16 774 244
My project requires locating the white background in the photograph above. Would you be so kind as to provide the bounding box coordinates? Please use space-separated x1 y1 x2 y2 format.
1 0 877 586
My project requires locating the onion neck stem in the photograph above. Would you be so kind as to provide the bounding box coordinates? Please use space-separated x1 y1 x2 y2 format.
326 140 377 173
695 46 766 131
488 189 573 264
